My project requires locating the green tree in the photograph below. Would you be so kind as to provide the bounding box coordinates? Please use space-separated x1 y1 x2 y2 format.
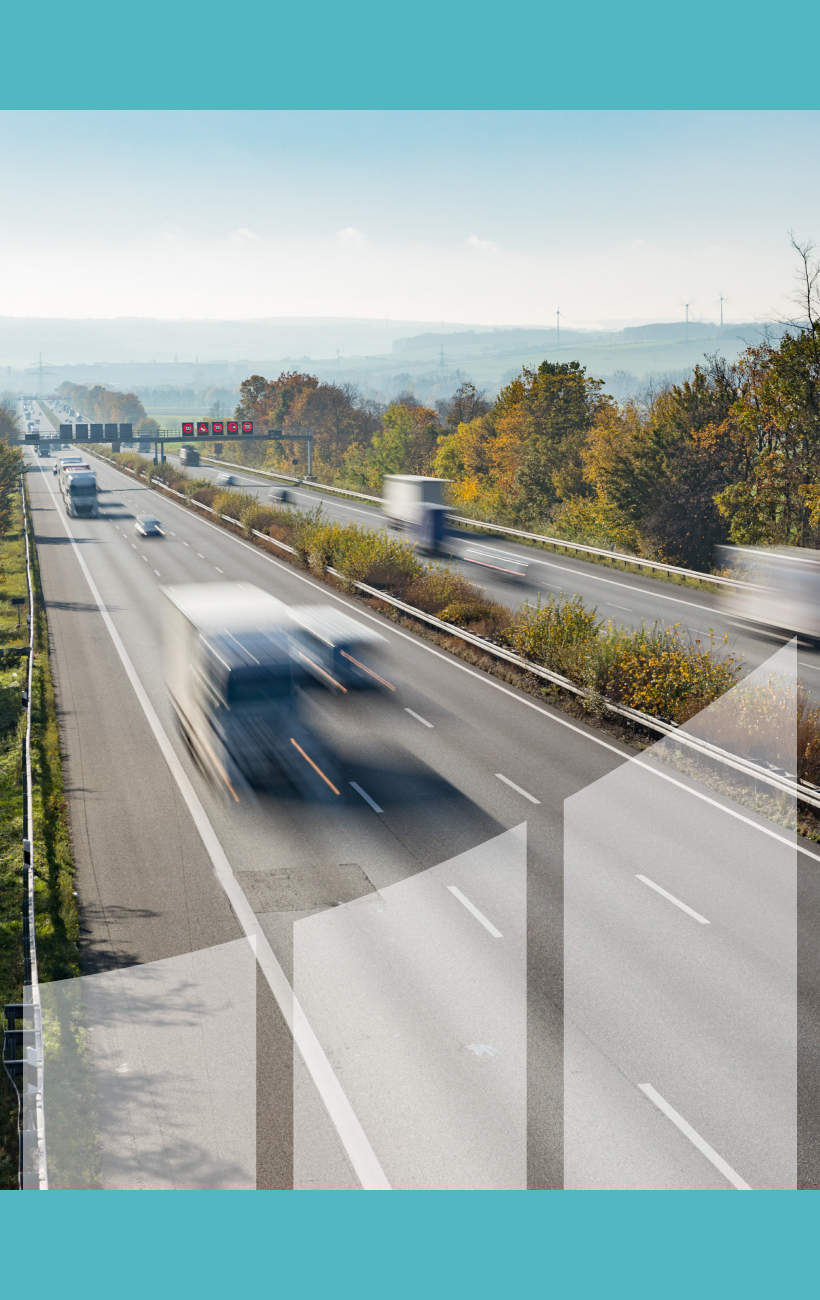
0 414 24 534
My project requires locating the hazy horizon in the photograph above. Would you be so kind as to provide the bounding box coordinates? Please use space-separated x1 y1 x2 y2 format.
2 110 817 329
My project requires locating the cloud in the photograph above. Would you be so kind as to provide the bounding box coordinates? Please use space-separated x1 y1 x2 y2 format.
464 235 499 252
231 227 261 242
336 226 364 245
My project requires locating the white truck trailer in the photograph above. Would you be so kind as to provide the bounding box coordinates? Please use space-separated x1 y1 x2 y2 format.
382 475 450 553
60 464 98 518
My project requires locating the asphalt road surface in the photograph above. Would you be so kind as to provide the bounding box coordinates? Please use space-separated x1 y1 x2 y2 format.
21 408 820 1190
160 447 820 679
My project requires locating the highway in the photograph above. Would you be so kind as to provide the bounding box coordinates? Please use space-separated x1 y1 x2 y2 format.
159 448 819 678
20 400 820 1190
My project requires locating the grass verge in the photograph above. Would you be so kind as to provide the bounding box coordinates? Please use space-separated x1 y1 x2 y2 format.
0 481 78 1190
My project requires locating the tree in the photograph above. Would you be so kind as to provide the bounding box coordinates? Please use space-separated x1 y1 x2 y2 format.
436 381 491 432
367 402 440 480
0 399 21 446
0 404 24 535
709 327 820 546
56 382 146 425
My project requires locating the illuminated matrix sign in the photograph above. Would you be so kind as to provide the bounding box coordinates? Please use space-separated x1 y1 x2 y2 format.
180 421 254 438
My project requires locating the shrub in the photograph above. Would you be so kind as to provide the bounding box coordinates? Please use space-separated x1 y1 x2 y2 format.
500 595 601 675
586 625 741 723
405 566 483 614
438 600 504 627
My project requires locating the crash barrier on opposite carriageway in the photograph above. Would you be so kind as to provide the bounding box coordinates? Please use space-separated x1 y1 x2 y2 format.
190 454 761 592
97 453 819 819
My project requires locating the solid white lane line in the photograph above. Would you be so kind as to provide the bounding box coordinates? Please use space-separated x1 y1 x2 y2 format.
799 661 820 671
446 885 503 938
521 553 727 616
636 874 710 924
38 468 390 1193
350 781 383 814
405 708 433 728
496 773 540 804
638 1084 751 1190
92 458 820 863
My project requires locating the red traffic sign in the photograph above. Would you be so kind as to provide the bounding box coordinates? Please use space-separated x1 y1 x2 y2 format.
241 420 253 434
212 421 224 435
182 422 194 436
196 421 210 435
226 421 239 434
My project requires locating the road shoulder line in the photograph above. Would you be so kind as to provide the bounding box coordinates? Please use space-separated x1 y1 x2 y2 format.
37 465 391 1192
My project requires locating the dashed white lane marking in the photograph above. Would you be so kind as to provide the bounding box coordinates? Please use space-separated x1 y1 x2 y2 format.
607 602 633 612
91 454 820 866
495 773 540 804
38 466 390 1192
215 567 223 573
350 781 383 814
154 570 161 577
636 874 710 924
446 885 503 938
197 553 205 559
638 1084 751 1190
405 708 433 728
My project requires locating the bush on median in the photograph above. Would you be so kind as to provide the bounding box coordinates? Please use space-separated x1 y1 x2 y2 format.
111 451 745 726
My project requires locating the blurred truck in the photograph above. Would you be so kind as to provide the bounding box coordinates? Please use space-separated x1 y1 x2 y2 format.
383 474 450 553
179 445 200 466
161 582 339 799
289 604 388 692
718 544 820 639
60 464 98 518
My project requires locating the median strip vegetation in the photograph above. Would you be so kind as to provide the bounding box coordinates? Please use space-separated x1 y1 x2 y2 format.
110 450 742 726
101 447 820 839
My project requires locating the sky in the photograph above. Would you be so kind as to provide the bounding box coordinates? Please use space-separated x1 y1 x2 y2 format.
2 110 818 330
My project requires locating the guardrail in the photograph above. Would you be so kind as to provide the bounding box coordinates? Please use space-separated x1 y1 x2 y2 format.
189 455 756 591
97 452 815 815
2 479 48 1190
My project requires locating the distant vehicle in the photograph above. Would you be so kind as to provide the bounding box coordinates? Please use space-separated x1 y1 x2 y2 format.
38 445 50 457
60 466 98 518
267 485 291 504
718 545 820 640
161 581 331 797
289 604 388 692
382 474 450 554
179 446 200 467
54 455 84 476
216 472 236 486
134 514 164 537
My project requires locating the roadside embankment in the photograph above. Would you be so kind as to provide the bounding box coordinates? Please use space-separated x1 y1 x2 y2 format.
0 480 78 1189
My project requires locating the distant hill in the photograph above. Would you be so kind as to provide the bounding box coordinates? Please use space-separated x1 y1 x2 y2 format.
394 321 777 356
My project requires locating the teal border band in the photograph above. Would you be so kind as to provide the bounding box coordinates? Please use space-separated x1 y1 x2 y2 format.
3 1 819 110
8 1189 819 1298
